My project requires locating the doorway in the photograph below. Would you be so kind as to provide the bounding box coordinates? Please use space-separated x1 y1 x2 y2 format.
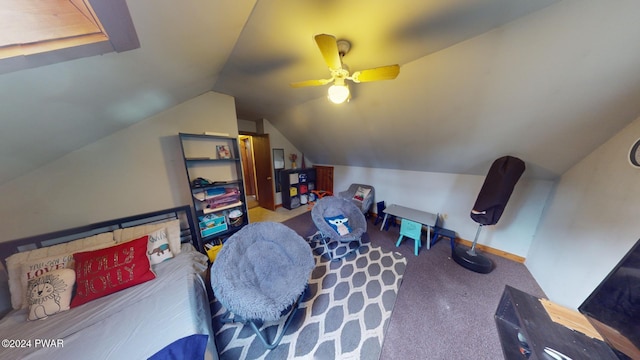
239 133 275 211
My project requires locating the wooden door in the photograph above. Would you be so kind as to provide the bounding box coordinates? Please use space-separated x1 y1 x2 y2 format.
252 134 276 210
314 165 334 194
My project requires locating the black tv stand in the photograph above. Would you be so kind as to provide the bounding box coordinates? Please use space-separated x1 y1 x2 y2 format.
494 285 618 359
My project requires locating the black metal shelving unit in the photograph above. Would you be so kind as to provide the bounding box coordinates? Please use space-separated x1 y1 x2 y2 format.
178 133 249 250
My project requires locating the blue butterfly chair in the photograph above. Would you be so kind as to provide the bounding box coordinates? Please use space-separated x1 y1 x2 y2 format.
310 196 367 260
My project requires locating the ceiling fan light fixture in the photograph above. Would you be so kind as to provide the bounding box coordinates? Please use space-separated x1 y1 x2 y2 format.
291 34 400 104
328 83 350 104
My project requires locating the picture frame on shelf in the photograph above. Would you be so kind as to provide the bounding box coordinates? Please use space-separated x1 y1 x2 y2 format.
216 145 231 159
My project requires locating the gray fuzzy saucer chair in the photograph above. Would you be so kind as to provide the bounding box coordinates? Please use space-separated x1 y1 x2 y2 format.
310 195 367 260
210 222 315 349
338 183 375 216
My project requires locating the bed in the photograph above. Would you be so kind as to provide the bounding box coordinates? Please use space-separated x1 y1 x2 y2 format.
0 206 218 360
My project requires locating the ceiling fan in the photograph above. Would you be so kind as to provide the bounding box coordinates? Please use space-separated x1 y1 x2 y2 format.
290 34 400 104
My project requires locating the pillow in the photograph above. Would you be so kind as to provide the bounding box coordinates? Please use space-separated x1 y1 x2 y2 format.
113 219 181 256
5 232 115 310
26 268 75 321
352 186 371 202
325 215 352 236
146 228 173 265
70 235 156 308
19 241 117 309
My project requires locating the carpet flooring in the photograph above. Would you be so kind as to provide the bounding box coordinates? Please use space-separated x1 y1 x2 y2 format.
281 212 546 360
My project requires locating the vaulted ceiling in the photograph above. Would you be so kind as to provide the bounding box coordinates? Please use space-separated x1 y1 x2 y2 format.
2 0 640 185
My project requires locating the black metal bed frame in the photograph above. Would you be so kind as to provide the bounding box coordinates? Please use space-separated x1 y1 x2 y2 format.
0 205 199 269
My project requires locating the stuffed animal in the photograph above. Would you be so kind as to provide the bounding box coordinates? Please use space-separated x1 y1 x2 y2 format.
326 216 351 236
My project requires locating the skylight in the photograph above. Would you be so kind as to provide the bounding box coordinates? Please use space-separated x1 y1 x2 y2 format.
0 0 139 74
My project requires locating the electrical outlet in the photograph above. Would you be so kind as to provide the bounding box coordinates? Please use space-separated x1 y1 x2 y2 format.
442 213 448 220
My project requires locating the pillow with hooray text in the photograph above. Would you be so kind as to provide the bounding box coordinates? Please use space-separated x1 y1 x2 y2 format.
27 268 75 321
70 235 156 308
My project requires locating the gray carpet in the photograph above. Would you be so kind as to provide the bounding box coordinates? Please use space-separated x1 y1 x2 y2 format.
210 229 407 359
281 212 546 360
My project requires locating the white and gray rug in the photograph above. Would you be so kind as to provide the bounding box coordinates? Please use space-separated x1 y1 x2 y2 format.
211 236 407 359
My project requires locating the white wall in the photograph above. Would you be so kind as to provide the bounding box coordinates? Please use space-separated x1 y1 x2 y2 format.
527 116 640 309
332 165 554 257
237 119 257 133
0 91 239 242
261 118 309 205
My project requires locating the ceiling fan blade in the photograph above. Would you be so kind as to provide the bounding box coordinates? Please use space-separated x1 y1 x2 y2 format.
351 64 400 83
290 78 334 88
314 34 342 71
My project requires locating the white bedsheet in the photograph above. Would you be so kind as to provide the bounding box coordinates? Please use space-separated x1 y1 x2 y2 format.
0 244 217 360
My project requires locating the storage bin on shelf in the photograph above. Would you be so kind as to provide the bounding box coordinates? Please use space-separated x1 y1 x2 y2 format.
204 241 223 262
199 213 227 237
228 209 244 228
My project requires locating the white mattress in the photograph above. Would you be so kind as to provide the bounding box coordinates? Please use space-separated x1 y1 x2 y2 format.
0 244 217 360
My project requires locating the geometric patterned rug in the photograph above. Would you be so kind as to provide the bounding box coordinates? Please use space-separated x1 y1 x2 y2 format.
211 236 407 359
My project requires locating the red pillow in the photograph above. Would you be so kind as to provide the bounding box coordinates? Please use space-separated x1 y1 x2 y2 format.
70 235 156 308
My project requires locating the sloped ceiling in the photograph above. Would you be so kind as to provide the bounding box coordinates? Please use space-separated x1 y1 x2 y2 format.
0 0 257 185
2 0 640 185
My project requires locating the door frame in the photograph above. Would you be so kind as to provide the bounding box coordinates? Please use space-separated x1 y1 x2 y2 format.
239 132 276 211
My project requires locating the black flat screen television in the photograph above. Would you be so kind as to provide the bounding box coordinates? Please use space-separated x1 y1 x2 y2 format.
578 239 640 360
